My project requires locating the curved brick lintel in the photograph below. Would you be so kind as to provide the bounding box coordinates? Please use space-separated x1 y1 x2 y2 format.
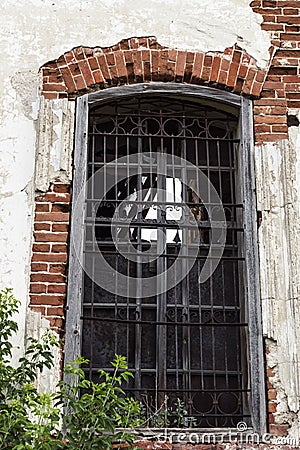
41 36 266 100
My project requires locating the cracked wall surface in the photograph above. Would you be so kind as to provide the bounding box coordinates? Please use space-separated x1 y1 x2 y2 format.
0 0 299 439
0 0 270 365
255 120 300 437
35 98 74 192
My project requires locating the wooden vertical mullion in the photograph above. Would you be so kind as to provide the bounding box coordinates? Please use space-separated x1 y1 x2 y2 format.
64 95 89 382
241 97 267 435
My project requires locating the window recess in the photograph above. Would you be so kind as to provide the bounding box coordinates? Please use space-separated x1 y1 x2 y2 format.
65 84 266 434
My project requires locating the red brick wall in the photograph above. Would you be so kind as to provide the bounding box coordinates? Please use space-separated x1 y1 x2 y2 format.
41 37 265 100
30 180 70 337
34 37 269 337
265 347 289 438
29 2 300 442
250 0 300 143
41 6 300 147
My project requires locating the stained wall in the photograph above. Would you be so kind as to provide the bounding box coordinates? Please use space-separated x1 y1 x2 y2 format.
0 0 299 442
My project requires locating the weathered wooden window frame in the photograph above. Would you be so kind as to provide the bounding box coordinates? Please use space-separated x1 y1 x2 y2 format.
64 82 266 435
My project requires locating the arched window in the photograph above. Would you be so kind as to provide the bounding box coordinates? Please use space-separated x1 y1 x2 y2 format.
65 84 266 432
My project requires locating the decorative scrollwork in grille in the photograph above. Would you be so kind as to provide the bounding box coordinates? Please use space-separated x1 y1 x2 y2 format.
82 95 248 428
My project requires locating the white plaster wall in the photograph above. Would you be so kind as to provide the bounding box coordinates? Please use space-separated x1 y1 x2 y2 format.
0 74 38 364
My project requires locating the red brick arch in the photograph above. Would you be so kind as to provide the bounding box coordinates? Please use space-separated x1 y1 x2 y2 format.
34 37 269 337
41 36 266 100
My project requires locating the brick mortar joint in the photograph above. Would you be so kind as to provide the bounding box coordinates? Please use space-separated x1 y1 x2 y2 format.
40 37 265 100
30 180 71 335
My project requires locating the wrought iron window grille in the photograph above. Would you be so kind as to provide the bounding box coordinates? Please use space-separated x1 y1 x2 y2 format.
64 84 266 434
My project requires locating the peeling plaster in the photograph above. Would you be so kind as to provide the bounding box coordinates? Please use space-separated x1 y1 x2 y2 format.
35 98 74 192
10 70 40 121
255 134 300 434
266 338 300 441
25 309 61 392
0 0 270 84
0 0 299 438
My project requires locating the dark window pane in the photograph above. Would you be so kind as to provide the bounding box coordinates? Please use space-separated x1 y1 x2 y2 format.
82 96 248 427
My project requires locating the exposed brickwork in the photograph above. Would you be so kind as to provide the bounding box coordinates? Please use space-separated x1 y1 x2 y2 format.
40 14 300 146
264 346 290 437
250 0 300 143
36 37 265 334
31 4 300 444
29 180 70 336
267 364 278 424
40 33 300 145
41 37 266 101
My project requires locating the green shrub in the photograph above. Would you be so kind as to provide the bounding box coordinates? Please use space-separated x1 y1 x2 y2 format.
0 288 60 449
0 289 141 449
57 355 141 449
